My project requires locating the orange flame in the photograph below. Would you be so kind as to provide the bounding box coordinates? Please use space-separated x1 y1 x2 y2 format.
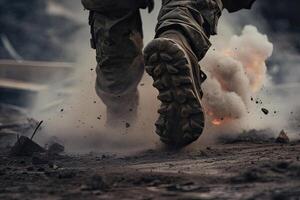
207 110 231 126
212 119 223 126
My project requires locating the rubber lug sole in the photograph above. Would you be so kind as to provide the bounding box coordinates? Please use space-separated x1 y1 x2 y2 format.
144 38 205 148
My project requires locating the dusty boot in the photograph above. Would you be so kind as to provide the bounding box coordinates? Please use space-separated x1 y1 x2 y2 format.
102 90 139 128
144 30 206 148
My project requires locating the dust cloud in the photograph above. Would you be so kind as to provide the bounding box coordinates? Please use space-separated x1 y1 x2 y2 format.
199 20 300 143
31 2 299 153
201 25 273 128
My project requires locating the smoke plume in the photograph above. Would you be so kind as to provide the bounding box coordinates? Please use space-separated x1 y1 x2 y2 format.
200 25 273 133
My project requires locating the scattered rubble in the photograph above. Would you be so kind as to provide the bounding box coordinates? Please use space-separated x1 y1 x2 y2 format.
218 129 275 144
45 136 65 155
1 140 300 199
9 120 46 156
9 136 45 156
276 130 290 144
48 142 65 155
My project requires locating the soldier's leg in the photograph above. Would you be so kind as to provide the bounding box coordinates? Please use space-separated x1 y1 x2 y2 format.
88 7 144 126
144 0 223 147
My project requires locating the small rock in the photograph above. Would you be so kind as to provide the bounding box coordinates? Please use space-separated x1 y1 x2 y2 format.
276 130 290 144
48 142 64 155
125 123 130 128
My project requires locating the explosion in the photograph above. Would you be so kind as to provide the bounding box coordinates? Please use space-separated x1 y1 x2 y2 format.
200 25 273 127
211 118 223 126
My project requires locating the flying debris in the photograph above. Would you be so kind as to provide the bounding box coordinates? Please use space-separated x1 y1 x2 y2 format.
261 108 269 115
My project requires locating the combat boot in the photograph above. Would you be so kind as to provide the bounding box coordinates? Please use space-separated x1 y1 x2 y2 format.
144 30 207 148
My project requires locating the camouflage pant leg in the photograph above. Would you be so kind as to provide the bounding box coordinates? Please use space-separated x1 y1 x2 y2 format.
157 0 223 61
89 8 144 110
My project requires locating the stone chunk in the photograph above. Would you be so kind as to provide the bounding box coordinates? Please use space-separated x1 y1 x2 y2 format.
10 136 45 156
48 142 65 155
276 130 290 144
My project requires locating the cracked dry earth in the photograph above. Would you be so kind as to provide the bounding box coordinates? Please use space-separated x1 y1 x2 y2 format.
1 141 300 200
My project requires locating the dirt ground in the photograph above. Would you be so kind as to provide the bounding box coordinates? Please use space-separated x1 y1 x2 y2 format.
1 138 300 200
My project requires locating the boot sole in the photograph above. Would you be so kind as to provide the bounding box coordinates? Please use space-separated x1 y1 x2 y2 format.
144 38 205 148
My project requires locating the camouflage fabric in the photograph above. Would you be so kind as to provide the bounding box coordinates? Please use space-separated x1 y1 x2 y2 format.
90 10 144 96
85 2 145 122
155 0 256 60
156 0 223 61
